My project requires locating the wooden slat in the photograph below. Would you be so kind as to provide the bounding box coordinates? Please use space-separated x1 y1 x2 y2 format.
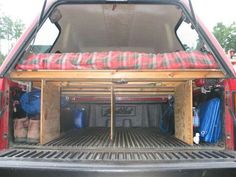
61 88 175 92
61 81 183 86
60 81 184 89
40 80 60 144
32 81 41 88
69 96 168 102
10 70 224 81
61 91 174 95
174 80 193 145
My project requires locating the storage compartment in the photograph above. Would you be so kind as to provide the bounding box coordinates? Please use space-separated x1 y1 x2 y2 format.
4 76 230 163
8 75 225 150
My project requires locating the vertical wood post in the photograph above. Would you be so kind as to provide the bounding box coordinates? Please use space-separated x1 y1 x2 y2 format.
174 80 193 145
110 85 115 141
40 80 61 144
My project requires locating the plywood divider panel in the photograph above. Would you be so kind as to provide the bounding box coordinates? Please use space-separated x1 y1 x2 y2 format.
174 80 193 145
40 80 61 144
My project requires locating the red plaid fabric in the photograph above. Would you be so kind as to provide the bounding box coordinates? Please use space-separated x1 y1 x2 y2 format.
15 51 219 70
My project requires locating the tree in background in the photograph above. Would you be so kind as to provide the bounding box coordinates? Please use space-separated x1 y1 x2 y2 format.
12 19 25 41
1 16 13 42
213 22 236 52
0 52 5 64
0 15 25 64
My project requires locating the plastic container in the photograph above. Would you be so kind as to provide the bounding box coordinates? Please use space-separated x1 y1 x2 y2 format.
74 108 85 129
199 98 222 143
193 133 200 144
193 108 200 128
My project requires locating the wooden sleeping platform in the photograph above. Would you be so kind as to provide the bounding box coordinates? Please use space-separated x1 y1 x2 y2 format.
10 69 224 81
9 69 225 145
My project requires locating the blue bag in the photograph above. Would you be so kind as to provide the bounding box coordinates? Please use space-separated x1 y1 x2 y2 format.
61 96 69 108
199 98 222 143
20 89 41 116
74 108 85 128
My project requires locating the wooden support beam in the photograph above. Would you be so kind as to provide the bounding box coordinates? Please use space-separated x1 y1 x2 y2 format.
10 70 224 81
32 81 41 88
60 81 184 88
61 88 175 92
40 80 60 144
110 85 115 141
61 91 174 96
174 80 193 145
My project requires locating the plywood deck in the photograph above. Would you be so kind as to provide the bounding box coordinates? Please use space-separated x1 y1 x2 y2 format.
10 69 224 81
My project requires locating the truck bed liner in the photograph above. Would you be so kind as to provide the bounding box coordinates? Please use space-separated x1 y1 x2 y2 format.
1 147 236 162
45 128 188 149
1 128 233 162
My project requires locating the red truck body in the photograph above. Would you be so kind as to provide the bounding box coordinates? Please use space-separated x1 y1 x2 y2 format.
0 1 236 177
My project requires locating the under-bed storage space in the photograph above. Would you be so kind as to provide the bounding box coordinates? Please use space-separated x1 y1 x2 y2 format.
9 69 225 146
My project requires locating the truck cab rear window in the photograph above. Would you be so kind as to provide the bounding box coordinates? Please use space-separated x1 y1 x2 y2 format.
176 20 200 51
31 18 59 53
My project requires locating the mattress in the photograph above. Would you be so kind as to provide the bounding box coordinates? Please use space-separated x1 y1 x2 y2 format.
16 51 219 70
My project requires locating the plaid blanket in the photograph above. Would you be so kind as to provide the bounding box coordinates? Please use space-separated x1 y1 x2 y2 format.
16 51 219 70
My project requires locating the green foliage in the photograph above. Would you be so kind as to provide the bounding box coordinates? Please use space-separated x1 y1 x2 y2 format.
0 15 25 41
0 16 13 40
0 51 5 65
12 19 25 40
213 22 236 52
0 15 25 63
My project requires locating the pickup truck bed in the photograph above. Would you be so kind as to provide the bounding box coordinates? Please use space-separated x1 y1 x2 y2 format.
1 128 234 162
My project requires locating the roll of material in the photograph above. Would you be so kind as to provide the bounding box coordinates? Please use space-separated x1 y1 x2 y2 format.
20 90 41 116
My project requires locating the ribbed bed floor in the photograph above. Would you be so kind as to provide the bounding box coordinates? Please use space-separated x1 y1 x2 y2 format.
2 128 234 162
44 128 189 149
